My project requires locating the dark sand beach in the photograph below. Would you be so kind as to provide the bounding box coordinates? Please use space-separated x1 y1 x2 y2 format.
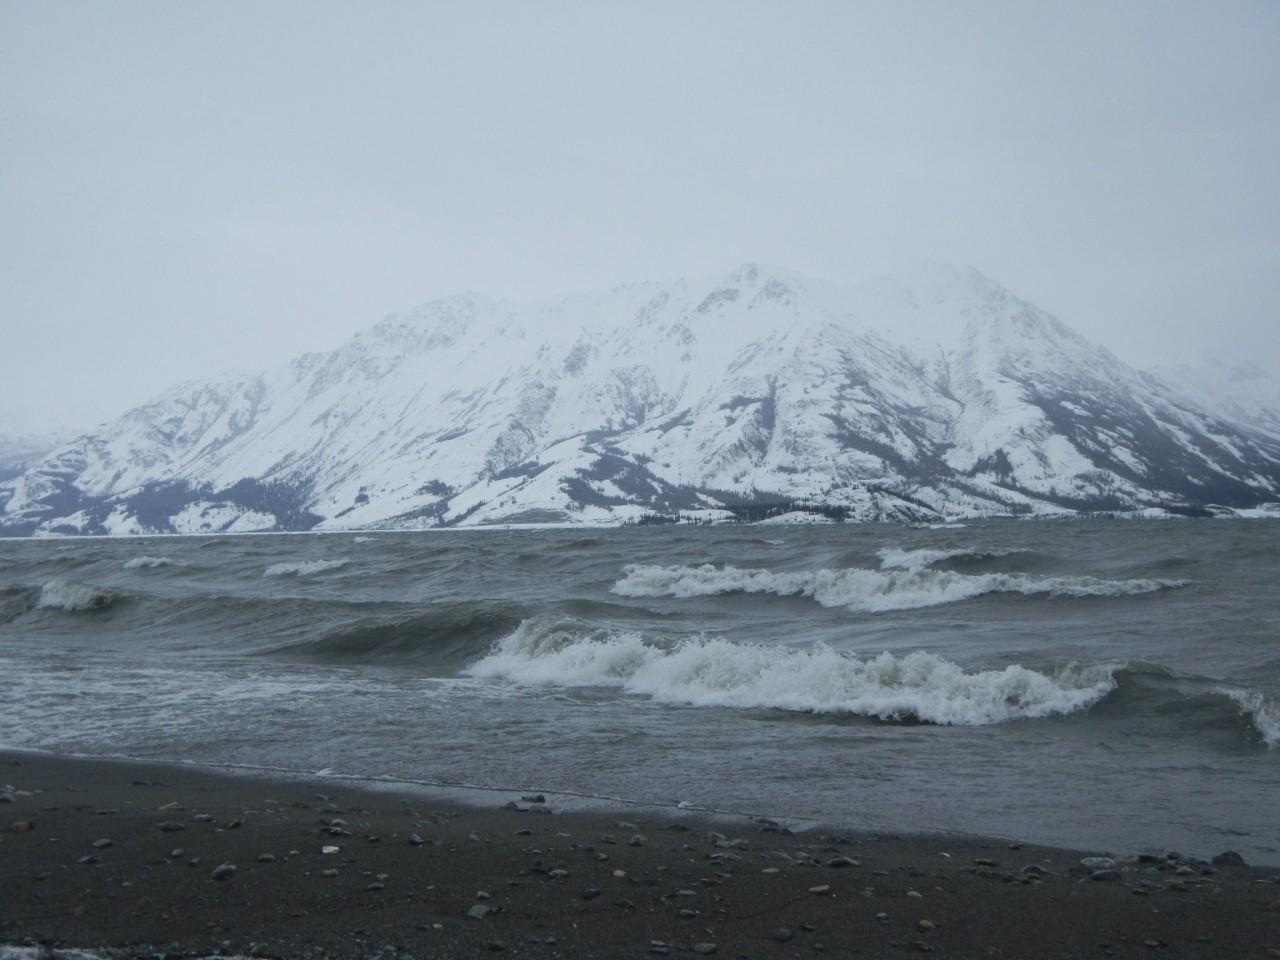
2 751 1278 959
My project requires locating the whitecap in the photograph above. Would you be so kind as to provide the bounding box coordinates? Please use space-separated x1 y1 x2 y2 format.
1222 689 1280 748
123 555 182 569
465 619 1119 726
36 579 117 612
262 559 349 578
612 562 1182 613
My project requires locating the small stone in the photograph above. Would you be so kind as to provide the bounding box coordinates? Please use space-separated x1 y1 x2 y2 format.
408 833 425 846
973 858 997 867
918 919 936 932
158 821 185 833
649 943 671 956
826 856 859 868
1143 940 1165 948
0 791 14 804
678 908 698 918
77 855 99 865
92 838 113 849
582 888 601 900
616 897 637 909
772 928 793 943
1090 869 1121 881
210 863 236 881
321 868 339 877
1080 856 1115 870
157 801 182 811
692 944 717 955
467 903 492 920
515 828 533 837
10 821 34 832
521 794 546 803
1211 850 1246 866
170 848 184 857
194 813 213 822
628 833 647 846
367 881 385 891
906 889 923 898
322 845 340 854
808 884 831 894
257 853 276 863
548 868 569 880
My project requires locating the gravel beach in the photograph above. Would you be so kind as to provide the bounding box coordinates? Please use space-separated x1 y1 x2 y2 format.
2 751 1278 959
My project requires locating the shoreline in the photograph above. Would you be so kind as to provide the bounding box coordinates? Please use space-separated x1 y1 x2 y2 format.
3 751 1278 959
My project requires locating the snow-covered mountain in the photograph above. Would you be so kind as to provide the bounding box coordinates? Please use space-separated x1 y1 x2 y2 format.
1151 359 1280 440
5 263 1280 535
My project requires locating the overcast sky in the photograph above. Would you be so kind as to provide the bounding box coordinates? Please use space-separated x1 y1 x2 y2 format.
2 0 1278 432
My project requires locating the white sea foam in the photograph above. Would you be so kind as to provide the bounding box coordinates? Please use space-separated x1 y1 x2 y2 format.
465 619 1120 725
262 559 349 578
123 555 182 569
36 579 117 611
1223 690 1280 748
612 562 1181 613
875 546 1022 572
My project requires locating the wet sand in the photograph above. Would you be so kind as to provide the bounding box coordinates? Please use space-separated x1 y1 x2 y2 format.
2 751 1278 959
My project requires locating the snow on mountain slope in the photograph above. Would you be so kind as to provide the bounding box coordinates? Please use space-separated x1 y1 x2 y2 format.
1152 359 1280 440
4 264 1280 535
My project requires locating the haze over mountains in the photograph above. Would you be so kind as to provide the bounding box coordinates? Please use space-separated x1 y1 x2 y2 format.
3 263 1279 536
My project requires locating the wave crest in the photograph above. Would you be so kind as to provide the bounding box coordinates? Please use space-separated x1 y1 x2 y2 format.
37 579 118 612
124 555 183 569
612 561 1181 613
263 559 349 578
465 619 1120 725
1223 690 1280 748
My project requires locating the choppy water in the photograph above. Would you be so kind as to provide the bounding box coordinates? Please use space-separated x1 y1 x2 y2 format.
1 521 1277 861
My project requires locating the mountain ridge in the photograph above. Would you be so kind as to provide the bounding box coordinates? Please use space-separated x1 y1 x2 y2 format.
4 263 1280 535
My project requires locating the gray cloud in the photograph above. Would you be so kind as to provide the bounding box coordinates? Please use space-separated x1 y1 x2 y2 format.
3 0 1278 430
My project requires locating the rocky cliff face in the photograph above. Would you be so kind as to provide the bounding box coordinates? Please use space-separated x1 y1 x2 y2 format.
4 263 1279 535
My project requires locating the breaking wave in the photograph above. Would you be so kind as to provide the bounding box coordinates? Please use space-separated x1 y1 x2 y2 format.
613 560 1182 613
263 559 349 578
465 618 1120 725
36 579 119 612
876 546 1026 571
1223 690 1280 748
124 555 183 569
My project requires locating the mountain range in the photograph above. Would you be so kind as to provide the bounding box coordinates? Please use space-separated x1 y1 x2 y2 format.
4 262 1280 536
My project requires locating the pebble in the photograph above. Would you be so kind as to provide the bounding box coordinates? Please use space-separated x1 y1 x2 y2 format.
692 944 717 955
210 863 236 881
1090 869 1121 882
322 845 340 854
77 855 99 865
158 821 185 832
467 904 492 920
0 791 14 804
918 920 936 932
1211 850 1246 866
91 838 113 849
321 868 340 878
10 821 34 832
628 833 647 846
193 813 213 822
772 928 793 943
522 794 546 803
826 856 860 868
906 889 923 898
408 833 425 846
367 881 385 891
1080 857 1116 870
808 884 831 895
257 853 276 863
582 888 601 900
